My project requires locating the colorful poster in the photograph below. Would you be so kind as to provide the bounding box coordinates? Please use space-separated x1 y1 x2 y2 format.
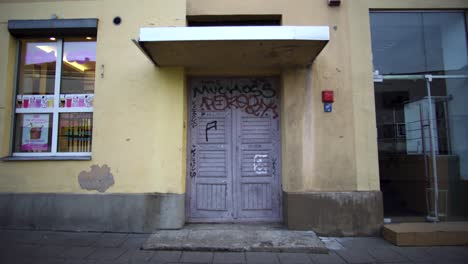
18 95 54 109
60 94 94 108
21 114 49 151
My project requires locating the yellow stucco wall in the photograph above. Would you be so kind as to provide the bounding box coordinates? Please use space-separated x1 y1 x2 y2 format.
188 0 468 192
0 0 187 194
0 0 467 195
188 0 368 192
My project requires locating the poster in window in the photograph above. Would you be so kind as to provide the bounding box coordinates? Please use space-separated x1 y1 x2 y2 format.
21 114 49 151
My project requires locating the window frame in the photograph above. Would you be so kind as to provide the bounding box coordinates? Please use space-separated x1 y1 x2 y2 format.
11 38 94 158
369 10 468 76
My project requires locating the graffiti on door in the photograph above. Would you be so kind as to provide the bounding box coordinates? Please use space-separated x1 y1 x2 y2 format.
190 103 198 129
190 145 197 178
205 121 217 142
193 80 276 98
253 154 269 175
193 79 279 119
272 157 277 177
188 77 282 222
200 94 278 119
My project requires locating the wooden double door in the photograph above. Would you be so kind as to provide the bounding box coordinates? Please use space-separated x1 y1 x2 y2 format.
187 77 282 222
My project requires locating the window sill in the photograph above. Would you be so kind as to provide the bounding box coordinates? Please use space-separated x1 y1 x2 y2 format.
1 155 91 161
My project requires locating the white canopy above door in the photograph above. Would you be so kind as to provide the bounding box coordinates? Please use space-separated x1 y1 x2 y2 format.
134 26 329 68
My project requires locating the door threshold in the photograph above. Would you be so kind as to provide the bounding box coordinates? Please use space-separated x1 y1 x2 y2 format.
142 223 327 253
183 223 286 231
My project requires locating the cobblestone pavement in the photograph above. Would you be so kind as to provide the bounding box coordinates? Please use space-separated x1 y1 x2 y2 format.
1 229 467 264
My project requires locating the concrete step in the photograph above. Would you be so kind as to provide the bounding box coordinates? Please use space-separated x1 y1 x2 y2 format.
383 222 468 246
142 224 328 253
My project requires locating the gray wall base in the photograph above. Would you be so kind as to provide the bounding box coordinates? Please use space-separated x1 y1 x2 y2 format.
283 191 383 236
0 193 184 233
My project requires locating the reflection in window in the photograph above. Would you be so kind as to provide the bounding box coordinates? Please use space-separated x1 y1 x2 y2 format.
374 79 451 155
61 40 96 94
18 40 57 95
371 12 468 75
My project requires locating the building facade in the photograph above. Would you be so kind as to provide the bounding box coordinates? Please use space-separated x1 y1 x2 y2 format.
0 0 467 236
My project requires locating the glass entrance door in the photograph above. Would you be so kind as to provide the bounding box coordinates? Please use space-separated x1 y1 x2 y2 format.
370 11 468 221
374 73 468 221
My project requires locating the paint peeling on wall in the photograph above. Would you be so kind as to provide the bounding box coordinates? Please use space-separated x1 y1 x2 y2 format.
78 164 115 193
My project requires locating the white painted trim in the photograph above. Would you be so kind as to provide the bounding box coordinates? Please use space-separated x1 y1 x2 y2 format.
13 38 95 157
16 107 93 114
51 39 63 154
139 26 330 42
13 152 92 157
16 108 54 114
57 107 94 113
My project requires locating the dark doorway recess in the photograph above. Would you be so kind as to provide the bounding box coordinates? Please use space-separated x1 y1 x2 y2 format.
187 15 281 27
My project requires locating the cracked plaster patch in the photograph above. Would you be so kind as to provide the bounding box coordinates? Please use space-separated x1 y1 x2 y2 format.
78 164 115 193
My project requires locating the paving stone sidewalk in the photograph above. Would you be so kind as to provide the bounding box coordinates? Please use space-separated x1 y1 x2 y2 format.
1 229 467 264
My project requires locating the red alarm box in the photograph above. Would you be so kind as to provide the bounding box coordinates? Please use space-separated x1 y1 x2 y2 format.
322 90 334 103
